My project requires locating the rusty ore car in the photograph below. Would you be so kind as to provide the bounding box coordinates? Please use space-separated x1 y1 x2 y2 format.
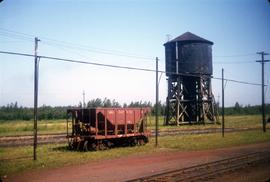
66 107 150 151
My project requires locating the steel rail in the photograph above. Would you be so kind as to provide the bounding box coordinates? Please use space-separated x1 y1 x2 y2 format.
0 128 265 147
128 152 270 182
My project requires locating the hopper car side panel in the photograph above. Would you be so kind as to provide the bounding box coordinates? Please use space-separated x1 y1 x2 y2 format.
66 107 150 150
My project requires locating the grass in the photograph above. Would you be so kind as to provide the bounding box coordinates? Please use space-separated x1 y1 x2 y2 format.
1 130 270 177
148 115 270 130
0 115 269 136
224 115 265 128
158 130 270 150
0 120 67 136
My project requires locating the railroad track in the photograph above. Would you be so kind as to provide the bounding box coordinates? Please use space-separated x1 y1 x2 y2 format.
128 152 270 182
155 127 257 136
0 133 66 147
0 128 261 147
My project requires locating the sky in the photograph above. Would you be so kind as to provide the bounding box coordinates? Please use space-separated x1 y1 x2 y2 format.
0 0 270 107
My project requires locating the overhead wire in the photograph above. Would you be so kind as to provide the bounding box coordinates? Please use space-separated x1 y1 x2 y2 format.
0 40 27 43
0 28 267 86
213 53 259 64
0 28 155 61
213 61 255 64
213 53 256 58
0 28 33 39
41 40 155 61
41 41 99 61
0 29 33 42
0 33 33 42
0 50 155 72
1 28 266 64
41 41 155 63
212 77 262 86
0 50 264 87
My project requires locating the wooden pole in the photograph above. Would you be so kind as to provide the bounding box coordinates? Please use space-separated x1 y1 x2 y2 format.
33 37 40 160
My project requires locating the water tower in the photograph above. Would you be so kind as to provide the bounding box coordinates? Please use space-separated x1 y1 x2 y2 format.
164 32 217 125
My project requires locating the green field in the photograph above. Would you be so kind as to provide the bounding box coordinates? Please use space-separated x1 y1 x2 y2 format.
148 115 268 130
0 120 67 136
0 115 269 136
1 130 270 177
0 115 269 177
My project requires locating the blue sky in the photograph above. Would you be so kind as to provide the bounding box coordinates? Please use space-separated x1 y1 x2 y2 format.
0 0 270 107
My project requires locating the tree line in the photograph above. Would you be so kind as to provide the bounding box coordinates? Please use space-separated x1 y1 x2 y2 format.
218 102 270 116
0 99 166 121
0 100 269 121
0 102 68 121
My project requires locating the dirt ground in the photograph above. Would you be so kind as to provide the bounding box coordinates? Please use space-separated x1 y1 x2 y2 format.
4 142 270 182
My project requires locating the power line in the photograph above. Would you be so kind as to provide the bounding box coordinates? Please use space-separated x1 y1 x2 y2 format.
0 40 27 43
41 41 155 63
0 50 208 78
0 28 155 61
41 54 156 72
3 28 263 63
0 28 33 39
0 50 264 86
0 50 155 72
0 50 34 58
213 61 255 64
41 40 155 61
212 77 262 86
177 60 255 64
0 32 33 42
41 41 105 61
2 28 267 64
214 53 256 58
0 28 33 42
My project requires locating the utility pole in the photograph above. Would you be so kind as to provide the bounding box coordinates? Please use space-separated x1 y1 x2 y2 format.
256 51 270 133
222 68 225 137
34 37 40 160
83 90 85 108
175 42 180 125
155 57 159 147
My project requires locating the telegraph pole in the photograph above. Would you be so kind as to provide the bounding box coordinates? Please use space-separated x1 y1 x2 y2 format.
256 51 270 133
33 37 40 160
222 68 225 137
155 57 159 147
83 90 85 108
176 42 180 125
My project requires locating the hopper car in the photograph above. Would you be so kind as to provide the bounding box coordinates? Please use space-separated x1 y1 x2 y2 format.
66 107 150 151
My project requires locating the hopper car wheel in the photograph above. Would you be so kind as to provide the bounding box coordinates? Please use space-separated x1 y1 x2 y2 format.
132 138 138 146
76 141 84 151
138 137 148 145
91 142 98 151
143 137 149 144
138 139 145 145
68 140 73 150
98 141 108 150
83 140 90 152
107 141 113 148
70 139 78 150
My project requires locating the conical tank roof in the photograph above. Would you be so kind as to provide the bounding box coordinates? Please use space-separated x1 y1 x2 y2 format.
165 32 213 45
